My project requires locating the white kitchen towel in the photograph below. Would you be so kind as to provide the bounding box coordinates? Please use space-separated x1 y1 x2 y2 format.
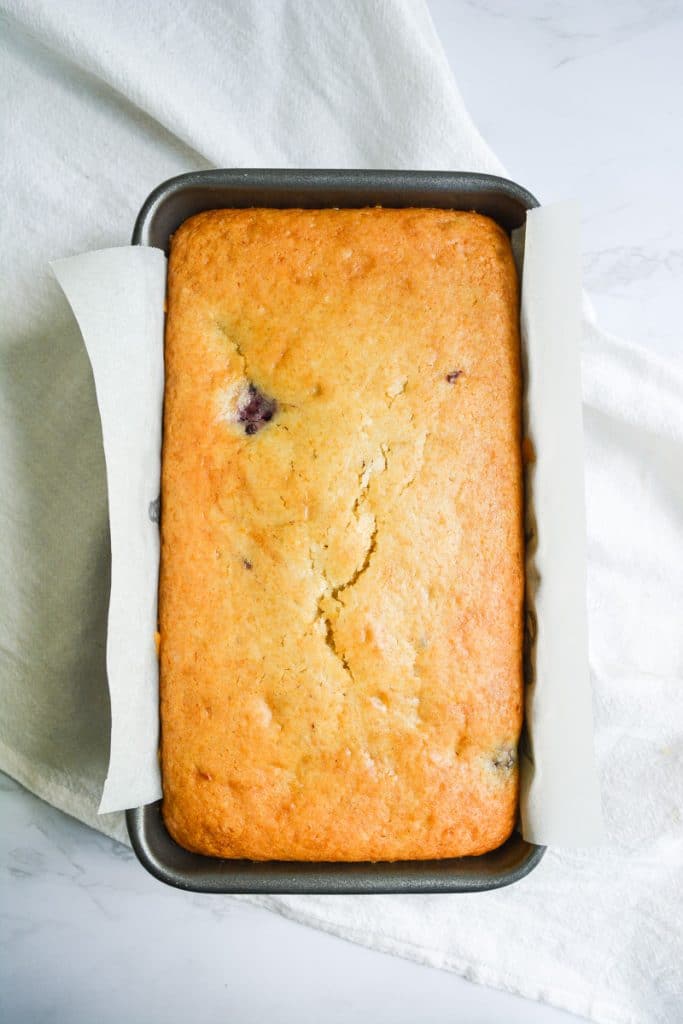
0 2 681 1023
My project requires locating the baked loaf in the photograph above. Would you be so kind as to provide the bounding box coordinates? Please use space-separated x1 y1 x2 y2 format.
160 207 523 861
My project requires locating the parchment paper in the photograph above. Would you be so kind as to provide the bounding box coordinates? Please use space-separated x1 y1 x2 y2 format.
52 205 603 844
515 204 604 844
52 248 166 813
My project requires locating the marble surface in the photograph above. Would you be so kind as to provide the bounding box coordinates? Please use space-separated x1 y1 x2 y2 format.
2 3 681 1022
430 0 682 363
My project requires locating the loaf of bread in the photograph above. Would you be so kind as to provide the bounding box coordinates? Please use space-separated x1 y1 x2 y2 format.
159 207 523 861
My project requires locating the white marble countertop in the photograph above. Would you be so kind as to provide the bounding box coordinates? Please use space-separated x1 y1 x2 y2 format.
2 3 681 1021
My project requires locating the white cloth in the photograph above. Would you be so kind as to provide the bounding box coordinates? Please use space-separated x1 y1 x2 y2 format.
0 2 681 1022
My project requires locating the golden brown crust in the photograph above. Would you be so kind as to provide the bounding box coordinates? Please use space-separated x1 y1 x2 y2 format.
159 208 523 861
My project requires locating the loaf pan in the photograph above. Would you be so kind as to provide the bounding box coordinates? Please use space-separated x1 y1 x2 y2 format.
127 168 545 894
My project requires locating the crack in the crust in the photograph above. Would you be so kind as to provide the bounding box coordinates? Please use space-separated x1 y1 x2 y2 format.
355 448 387 508
319 611 355 682
217 327 297 428
334 514 378 602
396 469 420 503
311 456 382 685
385 377 407 408
312 509 379 680
217 322 253 379
311 426 430 684
395 430 431 504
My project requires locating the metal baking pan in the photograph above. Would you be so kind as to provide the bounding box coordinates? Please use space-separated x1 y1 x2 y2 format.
127 169 545 894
